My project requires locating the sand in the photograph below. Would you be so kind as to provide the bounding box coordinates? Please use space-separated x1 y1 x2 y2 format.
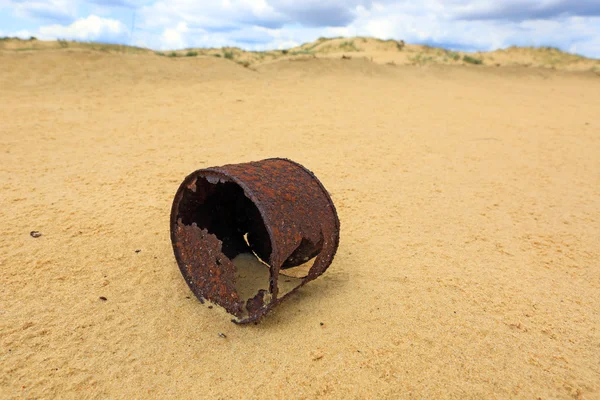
1 49 599 399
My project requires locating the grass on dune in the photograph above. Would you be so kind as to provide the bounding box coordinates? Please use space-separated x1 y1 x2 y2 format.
463 55 483 65
2 36 598 71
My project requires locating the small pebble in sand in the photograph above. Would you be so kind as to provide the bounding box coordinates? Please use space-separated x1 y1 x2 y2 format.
218 333 227 338
320 322 324 326
30 231 42 238
208 305 213 309
135 249 141 253
99 296 107 301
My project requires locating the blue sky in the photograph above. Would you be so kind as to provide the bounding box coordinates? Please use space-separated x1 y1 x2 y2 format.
0 0 599 57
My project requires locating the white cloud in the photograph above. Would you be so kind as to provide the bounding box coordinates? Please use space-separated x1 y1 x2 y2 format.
158 21 188 49
3 0 77 23
138 0 285 31
451 0 600 21
38 15 129 42
267 0 374 26
87 0 151 8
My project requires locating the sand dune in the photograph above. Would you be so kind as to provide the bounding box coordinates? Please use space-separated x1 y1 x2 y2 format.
1 46 599 399
2 36 600 72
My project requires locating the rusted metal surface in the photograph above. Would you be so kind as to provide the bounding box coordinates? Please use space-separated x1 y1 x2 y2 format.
170 158 340 324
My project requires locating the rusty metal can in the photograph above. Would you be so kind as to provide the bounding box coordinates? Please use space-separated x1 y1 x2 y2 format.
170 158 340 324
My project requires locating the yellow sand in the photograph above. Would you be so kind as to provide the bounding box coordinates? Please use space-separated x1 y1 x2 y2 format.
1 49 599 399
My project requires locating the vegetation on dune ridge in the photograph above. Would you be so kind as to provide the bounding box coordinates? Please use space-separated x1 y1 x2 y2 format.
1 36 598 71
463 55 483 65
1 37 152 54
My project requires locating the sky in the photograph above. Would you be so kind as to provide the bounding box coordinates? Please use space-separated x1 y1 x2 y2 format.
0 0 599 58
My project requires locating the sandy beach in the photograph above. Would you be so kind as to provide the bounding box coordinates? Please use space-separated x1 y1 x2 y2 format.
1 46 599 399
